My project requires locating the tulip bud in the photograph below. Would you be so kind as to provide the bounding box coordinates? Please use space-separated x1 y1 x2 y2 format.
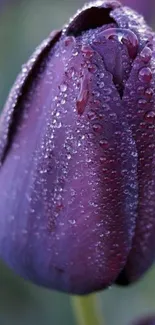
0 0 155 295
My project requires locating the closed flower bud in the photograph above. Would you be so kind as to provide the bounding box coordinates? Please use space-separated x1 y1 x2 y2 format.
0 0 155 295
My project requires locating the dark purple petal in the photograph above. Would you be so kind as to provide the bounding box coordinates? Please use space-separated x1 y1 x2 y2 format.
115 7 155 285
0 1 139 294
0 30 61 162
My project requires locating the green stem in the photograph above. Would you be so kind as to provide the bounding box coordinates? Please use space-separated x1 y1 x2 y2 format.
71 294 104 325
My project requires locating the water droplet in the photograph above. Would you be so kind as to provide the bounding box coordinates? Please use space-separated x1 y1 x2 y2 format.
86 157 92 163
93 124 102 133
93 90 100 98
57 122 62 128
99 82 105 89
60 84 67 92
69 219 76 225
100 157 107 163
55 198 64 211
88 64 97 73
61 99 66 105
145 87 153 100
137 86 145 95
76 72 89 115
87 110 97 120
138 99 148 109
67 154 72 160
102 103 110 111
104 88 112 95
77 140 82 147
81 45 94 58
64 36 76 47
99 140 109 148
87 132 95 140
56 112 60 117
99 28 138 59
138 67 152 83
144 110 155 123
22 64 28 73
73 51 78 57
104 96 111 103
140 47 152 63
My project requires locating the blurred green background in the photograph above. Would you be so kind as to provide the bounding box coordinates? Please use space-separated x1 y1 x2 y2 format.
0 1 155 325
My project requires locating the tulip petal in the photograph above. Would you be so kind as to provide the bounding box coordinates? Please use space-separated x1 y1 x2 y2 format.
116 34 155 284
0 30 61 164
65 1 121 36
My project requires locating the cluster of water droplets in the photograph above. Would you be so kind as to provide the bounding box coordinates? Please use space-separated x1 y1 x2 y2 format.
118 19 155 279
18 18 137 283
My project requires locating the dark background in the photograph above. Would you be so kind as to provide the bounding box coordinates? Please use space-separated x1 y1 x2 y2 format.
0 1 155 324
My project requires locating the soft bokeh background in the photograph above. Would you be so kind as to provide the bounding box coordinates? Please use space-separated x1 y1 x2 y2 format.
0 1 155 325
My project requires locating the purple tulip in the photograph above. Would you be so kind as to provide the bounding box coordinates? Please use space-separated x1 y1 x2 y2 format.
0 0 155 295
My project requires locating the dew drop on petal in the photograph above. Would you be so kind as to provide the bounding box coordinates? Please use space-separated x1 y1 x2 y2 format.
144 110 155 123
88 63 97 73
137 86 145 95
61 99 66 105
81 45 94 58
100 156 106 163
140 47 152 63
137 99 148 109
104 88 112 95
99 28 139 59
87 111 97 120
145 87 154 100
64 36 76 47
73 51 78 57
99 82 105 89
60 84 67 92
99 139 109 148
76 72 89 115
67 153 72 160
138 67 152 83
93 123 102 133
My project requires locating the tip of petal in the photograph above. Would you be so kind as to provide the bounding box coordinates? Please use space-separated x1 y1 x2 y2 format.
63 0 121 35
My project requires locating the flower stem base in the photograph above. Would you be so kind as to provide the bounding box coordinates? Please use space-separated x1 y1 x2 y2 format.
71 293 104 325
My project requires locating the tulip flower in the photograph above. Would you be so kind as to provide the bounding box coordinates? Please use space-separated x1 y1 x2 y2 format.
0 0 155 295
